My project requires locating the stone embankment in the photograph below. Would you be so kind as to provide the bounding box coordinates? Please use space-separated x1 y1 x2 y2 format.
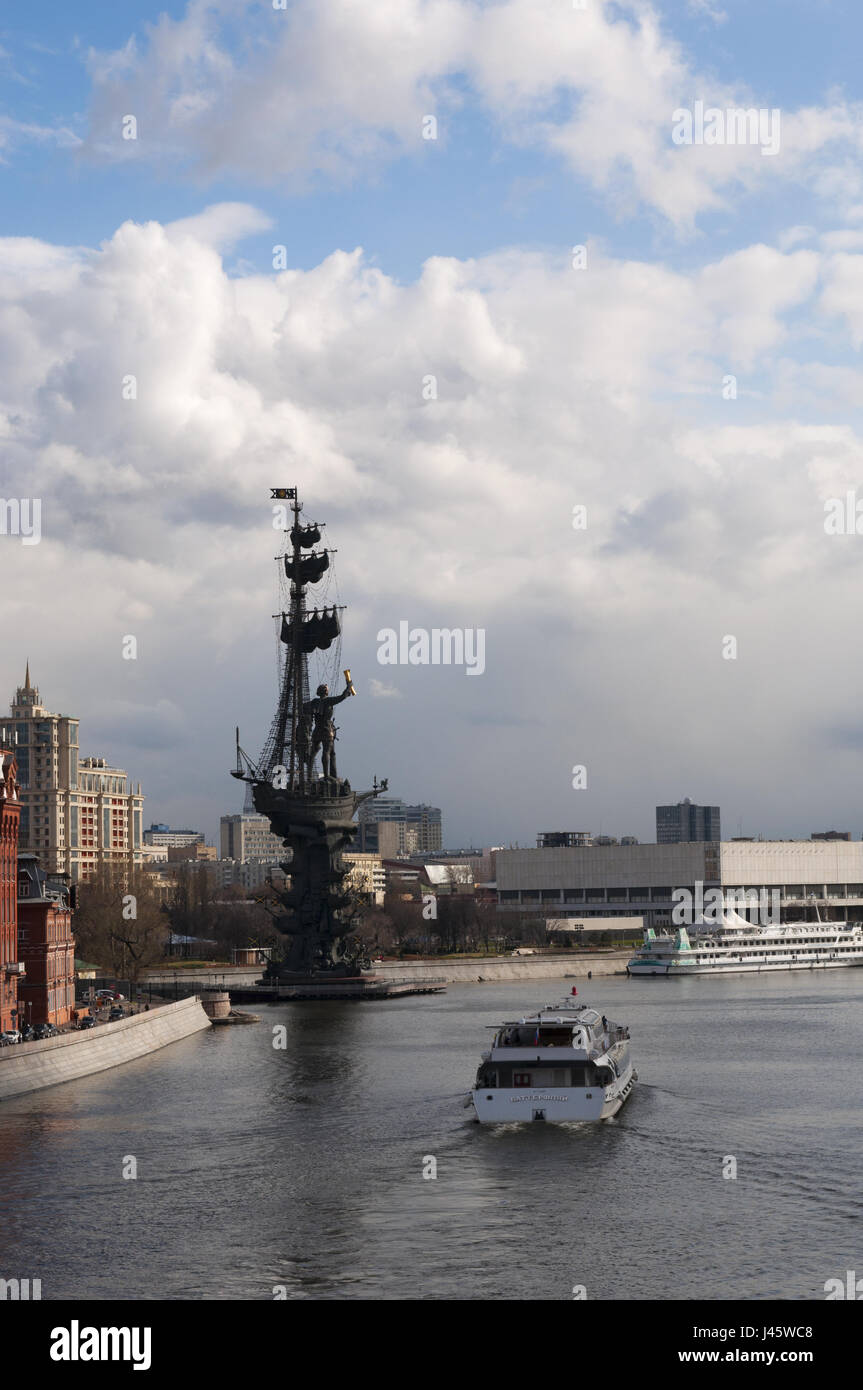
0 996 211 1101
143 953 630 994
371 953 629 985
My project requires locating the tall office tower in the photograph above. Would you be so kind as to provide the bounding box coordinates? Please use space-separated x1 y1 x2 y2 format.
9 668 145 881
357 797 442 853
404 804 442 854
655 798 721 844
357 797 408 827
220 812 287 862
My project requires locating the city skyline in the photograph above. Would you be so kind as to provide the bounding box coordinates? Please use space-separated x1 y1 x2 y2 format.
6 662 863 851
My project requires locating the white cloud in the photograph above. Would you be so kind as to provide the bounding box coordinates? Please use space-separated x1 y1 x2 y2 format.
165 203 273 251
370 679 403 699
76 0 863 229
5 208 863 841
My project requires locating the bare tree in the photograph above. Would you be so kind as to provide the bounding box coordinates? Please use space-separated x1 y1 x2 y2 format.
73 862 169 983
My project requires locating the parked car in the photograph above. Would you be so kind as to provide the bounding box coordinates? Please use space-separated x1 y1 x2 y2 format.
95 989 116 1000
79 1016 96 1030
33 1022 58 1039
0 1030 21 1046
108 1008 124 1021
20 1025 35 1042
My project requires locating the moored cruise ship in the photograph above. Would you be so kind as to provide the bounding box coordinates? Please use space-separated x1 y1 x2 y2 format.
627 909 863 976
467 992 636 1124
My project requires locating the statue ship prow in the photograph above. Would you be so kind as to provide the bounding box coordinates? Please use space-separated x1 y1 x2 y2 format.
232 488 387 978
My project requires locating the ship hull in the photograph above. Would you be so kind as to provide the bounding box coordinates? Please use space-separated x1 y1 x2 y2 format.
630 954 863 976
471 1068 636 1125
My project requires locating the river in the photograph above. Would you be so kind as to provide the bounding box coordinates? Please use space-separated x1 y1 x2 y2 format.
0 970 859 1300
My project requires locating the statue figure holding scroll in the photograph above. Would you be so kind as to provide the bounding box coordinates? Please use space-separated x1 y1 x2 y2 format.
304 681 353 779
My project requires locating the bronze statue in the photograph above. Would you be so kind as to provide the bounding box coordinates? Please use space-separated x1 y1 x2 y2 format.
232 490 387 978
304 681 353 779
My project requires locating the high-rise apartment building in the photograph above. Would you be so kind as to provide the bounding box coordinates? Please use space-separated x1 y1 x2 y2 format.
220 813 286 862
8 669 144 881
656 799 720 844
357 798 442 854
404 805 442 854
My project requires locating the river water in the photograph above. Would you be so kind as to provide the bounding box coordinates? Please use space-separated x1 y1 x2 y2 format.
0 971 859 1301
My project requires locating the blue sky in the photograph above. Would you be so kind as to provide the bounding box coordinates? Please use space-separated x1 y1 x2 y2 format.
5 0 863 848
3 0 862 278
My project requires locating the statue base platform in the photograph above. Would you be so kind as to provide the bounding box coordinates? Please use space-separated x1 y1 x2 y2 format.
240 973 447 1001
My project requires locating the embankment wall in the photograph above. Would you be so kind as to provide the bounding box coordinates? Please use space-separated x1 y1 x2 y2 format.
0 996 211 1101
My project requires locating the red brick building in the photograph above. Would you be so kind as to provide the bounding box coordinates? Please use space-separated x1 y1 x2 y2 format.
17 854 75 1028
0 745 23 1034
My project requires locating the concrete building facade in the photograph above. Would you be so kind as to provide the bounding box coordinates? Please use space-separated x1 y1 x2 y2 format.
220 813 285 863
343 852 386 905
496 840 863 928
357 798 442 854
143 824 205 849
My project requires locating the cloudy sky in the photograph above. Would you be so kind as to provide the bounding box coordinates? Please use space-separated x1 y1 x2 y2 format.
3 0 863 849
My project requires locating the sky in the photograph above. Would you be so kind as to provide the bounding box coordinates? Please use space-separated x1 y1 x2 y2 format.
4 0 863 849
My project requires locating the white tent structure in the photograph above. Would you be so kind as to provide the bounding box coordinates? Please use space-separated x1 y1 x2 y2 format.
691 907 754 932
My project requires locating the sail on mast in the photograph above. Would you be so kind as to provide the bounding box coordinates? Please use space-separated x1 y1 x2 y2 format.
252 492 343 788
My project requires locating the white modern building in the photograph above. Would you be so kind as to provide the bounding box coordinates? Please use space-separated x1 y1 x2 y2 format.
143 824 204 849
343 852 386 905
496 841 863 928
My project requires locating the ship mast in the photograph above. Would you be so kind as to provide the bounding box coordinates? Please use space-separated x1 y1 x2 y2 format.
237 487 342 789
288 491 304 789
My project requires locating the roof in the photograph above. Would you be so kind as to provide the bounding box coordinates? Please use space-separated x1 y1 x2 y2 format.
423 863 473 886
690 909 753 931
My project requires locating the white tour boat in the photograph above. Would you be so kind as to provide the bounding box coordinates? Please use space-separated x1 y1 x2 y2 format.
467 991 636 1124
627 909 863 977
